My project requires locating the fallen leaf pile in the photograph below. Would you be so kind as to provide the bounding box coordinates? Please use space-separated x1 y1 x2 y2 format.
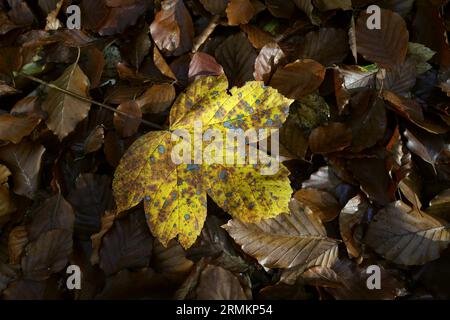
0 0 449 300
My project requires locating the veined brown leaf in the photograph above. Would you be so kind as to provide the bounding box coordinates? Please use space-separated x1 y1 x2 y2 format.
365 201 450 265
42 62 91 140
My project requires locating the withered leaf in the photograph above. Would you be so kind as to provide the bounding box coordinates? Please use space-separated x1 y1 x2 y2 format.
0 114 41 144
270 59 326 100
0 140 45 199
294 189 340 222
339 194 367 259
365 201 450 265
99 210 153 276
254 42 285 83
113 101 142 138
42 62 91 140
309 122 352 154
224 198 339 271
194 264 249 300
188 52 224 83
215 32 257 87
21 229 73 281
68 174 114 238
226 0 255 26
150 0 194 56
27 193 75 242
355 9 409 68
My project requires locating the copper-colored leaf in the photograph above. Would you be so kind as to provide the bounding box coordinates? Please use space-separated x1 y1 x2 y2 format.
309 122 352 154
294 189 340 222
42 62 91 140
0 114 41 144
270 59 325 100
226 0 255 26
355 9 409 68
254 42 285 82
113 101 142 138
339 194 367 259
8 226 28 265
150 0 194 56
188 52 223 83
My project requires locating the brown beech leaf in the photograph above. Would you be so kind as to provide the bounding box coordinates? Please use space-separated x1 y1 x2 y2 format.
403 127 444 171
339 194 368 259
8 226 28 265
226 0 255 26
240 24 274 49
215 32 257 87
21 229 73 281
254 42 285 83
150 0 194 56
302 166 341 191
0 140 45 199
136 83 176 114
379 59 416 97
68 174 114 239
26 193 75 242
382 90 424 123
270 59 326 100
347 157 394 206
99 210 153 276
83 125 105 154
42 62 91 140
296 28 349 67
0 164 15 222
153 46 177 80
265 0 295 19
326 258 406 299
301 266 341 288
224 198 339 271
152 239 193 283
355 9 409 68
113 101 142 138
365 201 450 265
279 115 309 159
194 264 248 300
294 189 340 222
80 46 106 88
348 90 387 152
188 52 224 83
309 122 352 154
0 114 41 144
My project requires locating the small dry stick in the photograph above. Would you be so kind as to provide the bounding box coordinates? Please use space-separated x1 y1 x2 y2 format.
17 72 165 130
192 15 221 53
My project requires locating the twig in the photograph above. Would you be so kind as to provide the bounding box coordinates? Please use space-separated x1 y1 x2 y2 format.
192 15 221 53
17 72 165 130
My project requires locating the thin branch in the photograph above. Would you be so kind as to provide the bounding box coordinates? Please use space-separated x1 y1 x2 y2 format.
17 72 165 130
192 15 221 53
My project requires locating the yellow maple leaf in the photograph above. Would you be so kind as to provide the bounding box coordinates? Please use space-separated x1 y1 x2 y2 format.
113 75 294 249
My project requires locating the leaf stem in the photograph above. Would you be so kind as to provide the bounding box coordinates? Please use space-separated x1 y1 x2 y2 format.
16 72 165 130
